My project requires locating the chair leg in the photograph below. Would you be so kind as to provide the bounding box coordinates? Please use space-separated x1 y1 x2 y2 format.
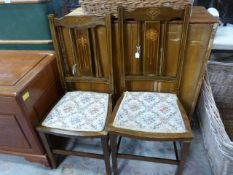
110 134 119 175
38 132 57 168
176 141 191 175
101 136 111 175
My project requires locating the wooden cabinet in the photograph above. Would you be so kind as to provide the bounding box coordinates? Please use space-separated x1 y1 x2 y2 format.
0 51 63 165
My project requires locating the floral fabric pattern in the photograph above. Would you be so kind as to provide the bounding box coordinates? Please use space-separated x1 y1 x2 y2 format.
113 91 186 133
42 91 109 132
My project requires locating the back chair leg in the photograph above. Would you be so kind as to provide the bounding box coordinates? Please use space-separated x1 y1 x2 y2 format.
176 141 191 175
101 136 111 175
110 134 119 175
38 132 57 168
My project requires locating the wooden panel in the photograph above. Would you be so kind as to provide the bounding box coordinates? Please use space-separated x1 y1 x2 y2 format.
34 80 62 121
91 27 103 78
61 27 75 75
126 81 176 92
71 82 109 92
180 24 214 114
165 24 182 77
190 7 219 24
124 22 143 75
126 81 154 91
0 114 30 149
143 21 160 75
124 7 184 21
0 53 44 86
112 23 120 95
95 26 110 78
155 82 176 93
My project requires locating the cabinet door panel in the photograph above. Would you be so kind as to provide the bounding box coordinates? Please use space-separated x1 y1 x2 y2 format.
180 24 213 114
0 114 30 149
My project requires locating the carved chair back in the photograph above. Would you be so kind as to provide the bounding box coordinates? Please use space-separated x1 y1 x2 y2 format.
49 14 113 94
118 6 191 96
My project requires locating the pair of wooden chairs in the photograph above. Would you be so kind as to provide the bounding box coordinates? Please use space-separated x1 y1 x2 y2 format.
37 5 193 175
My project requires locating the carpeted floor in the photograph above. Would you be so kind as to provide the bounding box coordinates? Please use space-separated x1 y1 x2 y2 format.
0 125 212 175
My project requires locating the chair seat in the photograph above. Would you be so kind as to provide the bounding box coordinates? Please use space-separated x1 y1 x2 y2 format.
42 91 109 132
113 92 186 133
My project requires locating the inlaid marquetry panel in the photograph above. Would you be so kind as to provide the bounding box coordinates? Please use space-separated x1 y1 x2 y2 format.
74 28 93 76
60 27 111 78
119 21 184 93
143 21 160 75
123 22 182 77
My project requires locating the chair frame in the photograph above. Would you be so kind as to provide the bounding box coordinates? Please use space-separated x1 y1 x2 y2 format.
37 14 114 175
107 6 193 175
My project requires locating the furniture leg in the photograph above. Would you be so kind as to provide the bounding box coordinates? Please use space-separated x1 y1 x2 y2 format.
38 132 57 168
101 136 111 175
110 134 119 175
176 141 191 175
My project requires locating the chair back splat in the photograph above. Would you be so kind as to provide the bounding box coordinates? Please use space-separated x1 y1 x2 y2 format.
49 14 114 94
118 6 191 96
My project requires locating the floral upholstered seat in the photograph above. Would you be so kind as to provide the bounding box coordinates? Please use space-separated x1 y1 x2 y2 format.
113 92 186 133
42 91 109 132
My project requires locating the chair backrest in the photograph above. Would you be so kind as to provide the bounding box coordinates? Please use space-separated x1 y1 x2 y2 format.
118 6 191 96
49 14 113 94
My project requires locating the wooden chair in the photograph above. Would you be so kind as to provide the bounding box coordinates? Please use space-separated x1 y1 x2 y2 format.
107 6 193 175
37 14 113 175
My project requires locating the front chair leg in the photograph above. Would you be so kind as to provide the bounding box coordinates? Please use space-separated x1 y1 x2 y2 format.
38 132 57 169
176 141 191 175
110 134 119 175
101 136 111 175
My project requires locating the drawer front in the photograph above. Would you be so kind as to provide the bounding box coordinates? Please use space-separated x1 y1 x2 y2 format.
0 114 30 150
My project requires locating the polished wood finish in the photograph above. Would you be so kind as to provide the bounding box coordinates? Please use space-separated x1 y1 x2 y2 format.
48 14 114 94
183 22 218 116
176 141 191 175
0 50 62 166
117 6 190 95
66 6 218 117
37 14 113 174
108 6 193 175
